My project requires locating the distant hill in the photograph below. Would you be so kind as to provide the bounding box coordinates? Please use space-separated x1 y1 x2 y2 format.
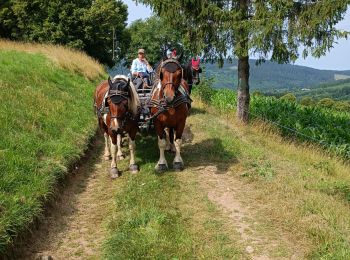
292 79 350 101
204 59 350 91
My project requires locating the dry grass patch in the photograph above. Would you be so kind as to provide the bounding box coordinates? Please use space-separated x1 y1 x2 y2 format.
0 39 105 80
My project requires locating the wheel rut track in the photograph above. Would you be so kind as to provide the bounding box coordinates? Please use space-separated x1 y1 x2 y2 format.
13 135 120 260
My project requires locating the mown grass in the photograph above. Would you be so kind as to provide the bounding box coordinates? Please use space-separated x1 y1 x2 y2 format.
0 46 105 254
192 97 350 259
103 134 243 259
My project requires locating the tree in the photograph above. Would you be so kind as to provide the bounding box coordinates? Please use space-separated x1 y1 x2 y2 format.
83 0 129 65
125 16 190 66
300 96 314 106
280 93 297 102
0 0 129 66
136 0 349 122
318 98 335 109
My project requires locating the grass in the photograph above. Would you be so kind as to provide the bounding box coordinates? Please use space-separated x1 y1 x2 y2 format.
103 95 350 258
191 98 350 259
103 134 243 259
0 39 105 80
0 43 105 254
193 82 350 159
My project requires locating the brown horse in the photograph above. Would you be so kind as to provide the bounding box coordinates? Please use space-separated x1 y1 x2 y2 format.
150 59 190 171
94 75 140 178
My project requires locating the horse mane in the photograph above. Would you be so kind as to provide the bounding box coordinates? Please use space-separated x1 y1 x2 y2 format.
182 61 192 81
112 74 140 116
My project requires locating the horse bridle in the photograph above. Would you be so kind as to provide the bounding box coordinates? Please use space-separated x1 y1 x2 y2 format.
159 59 183 99
108 79 132 124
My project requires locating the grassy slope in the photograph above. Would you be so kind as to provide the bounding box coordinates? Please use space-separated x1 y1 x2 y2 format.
104 100 350 259
0 43 104 253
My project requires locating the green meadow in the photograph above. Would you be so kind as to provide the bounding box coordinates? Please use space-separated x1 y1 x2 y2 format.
0 47 104 253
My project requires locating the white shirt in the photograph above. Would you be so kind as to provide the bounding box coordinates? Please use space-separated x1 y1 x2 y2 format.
131 58 148 74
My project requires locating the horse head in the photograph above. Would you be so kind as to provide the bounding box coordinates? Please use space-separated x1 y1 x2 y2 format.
191 57 202 85
107 76 131 134
159 59 183 103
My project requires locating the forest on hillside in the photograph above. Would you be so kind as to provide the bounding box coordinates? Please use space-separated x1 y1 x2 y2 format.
205 60 350 91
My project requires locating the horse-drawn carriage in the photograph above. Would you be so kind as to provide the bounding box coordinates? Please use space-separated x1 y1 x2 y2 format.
94 58 201 178
135 72 155 132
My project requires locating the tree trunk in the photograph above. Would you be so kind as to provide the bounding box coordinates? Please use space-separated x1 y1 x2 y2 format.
236 56 250 123
236 0 250 123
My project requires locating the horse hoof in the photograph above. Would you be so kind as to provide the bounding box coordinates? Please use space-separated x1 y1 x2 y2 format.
129 164 139 174
155 164 168 172
173 162 184 171
110 168 120 179
117 155 125 160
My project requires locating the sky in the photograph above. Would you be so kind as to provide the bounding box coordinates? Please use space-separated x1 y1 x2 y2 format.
123 0 350 71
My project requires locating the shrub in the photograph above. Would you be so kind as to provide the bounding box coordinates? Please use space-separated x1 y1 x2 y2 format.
280 93 297 102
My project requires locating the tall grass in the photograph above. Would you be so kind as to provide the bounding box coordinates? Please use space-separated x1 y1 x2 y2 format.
0 39 105 81
0 45 105 253
193 81 350 160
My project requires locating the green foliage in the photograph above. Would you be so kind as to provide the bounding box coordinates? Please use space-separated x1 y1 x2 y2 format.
252 90 263 97
333 101 350 112
318 98 336 109
0 0 128 66
280 93 297 103
293 79 350 101
137 0 348 64
194 85 350 160
205 60 350 90
125 16 190 66
0 50 102 253
192 76 217 104
300 97 315 106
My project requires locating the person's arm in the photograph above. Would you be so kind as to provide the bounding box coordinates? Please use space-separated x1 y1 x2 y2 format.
143 58 153 73
131 60 139 77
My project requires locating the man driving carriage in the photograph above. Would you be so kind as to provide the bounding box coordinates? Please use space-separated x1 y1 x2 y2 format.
130 48 153 89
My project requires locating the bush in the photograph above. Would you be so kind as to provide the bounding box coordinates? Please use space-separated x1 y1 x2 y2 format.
300 96 315 106
318 98 335 109
192 76 217 104
280 93 297 102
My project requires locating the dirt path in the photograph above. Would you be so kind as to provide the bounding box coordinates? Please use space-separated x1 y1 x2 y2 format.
13 108 309 259
182 111 306 259
15 138 120 260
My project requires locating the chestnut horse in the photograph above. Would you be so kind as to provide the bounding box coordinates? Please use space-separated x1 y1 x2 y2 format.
94 75 140 178
150 59 191 171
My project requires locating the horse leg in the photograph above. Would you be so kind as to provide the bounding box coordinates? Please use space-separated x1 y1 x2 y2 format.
165 128 171 151
173 125 185 171
116 134 125 160
128 133 139 174
155 136 168 172
165 128 176 153
103 132 111 160
110 136 120 179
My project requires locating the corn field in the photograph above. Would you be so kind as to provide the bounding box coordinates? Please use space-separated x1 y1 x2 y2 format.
193 83 350 160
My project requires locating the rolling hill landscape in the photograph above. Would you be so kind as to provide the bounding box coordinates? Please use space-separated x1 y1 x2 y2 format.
205 60 350 99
